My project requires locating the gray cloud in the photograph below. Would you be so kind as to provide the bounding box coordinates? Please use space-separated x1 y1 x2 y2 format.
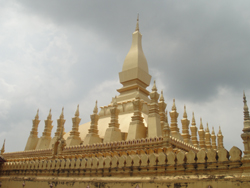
1 0 249 151
18 0 250 101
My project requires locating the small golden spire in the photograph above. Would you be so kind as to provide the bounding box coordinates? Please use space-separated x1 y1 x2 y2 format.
159 90 164 101
190 112 199 148
243 91 250 121
1 139 5 155
192 112 196 125
211 127 217 150
172 98 176 111
75 105 79 117
60 107 64 119
212 126 215 135
47 109 52 120
93 100 98 114
152 80 157 91
217 126 224 149
183 105 187 118
206 123 210 132
218 126 222 135
135 14 139 31
35 109 39 120
198 118 205 149
200 118 203 129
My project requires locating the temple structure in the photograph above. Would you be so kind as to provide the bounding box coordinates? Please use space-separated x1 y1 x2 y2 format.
0 18 250 188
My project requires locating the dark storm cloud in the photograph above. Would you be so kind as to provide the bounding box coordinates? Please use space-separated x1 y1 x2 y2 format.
17 0 250 102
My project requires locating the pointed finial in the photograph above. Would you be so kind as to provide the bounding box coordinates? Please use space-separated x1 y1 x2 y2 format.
47 109 52 120
1 139 5 154
183 105 187 118
218 126 222 134
35 109 39 120
212 126 215 135
135 14 139 31
172 98 176 111
159 90 164 101
243 91 250 121
206 123 210 132
243 91 247 105
93 100 98 114
192 112 196 125
60 107 64 119
200 118 203 129
152 80 157 91
75 105 79 117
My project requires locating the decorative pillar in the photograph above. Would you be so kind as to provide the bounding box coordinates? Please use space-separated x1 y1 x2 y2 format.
49 108 66 148
53 122 66 156
84 101 102 144
147 81 162 138
127 90 147 140
36 109 53 150
190 112 199 148
66 105 82 147
205 123 212 150
103 97 122 143
25 109 40 150
217 126 224 149
241 92 250 159
169 99 182 140
198 118 206 150
159 90 167 132
181 105 191 144
211 127 217 150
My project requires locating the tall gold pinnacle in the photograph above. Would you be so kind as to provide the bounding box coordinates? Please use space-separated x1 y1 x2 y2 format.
47 109 52 120
183 105 187 118
35 109 39 120
159 90 164 101
93 100 98 114
75 105 79 117
1 139 5 154
172 99 176 111
200 118 203 129
60 107 64 119
192 112 196 125
243 91 250 121
152 80 157 91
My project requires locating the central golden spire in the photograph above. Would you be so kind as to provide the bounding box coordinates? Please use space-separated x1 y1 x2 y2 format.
117 16 152 103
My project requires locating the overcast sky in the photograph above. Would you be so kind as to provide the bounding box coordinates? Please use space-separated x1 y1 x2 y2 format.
1 0 250 152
